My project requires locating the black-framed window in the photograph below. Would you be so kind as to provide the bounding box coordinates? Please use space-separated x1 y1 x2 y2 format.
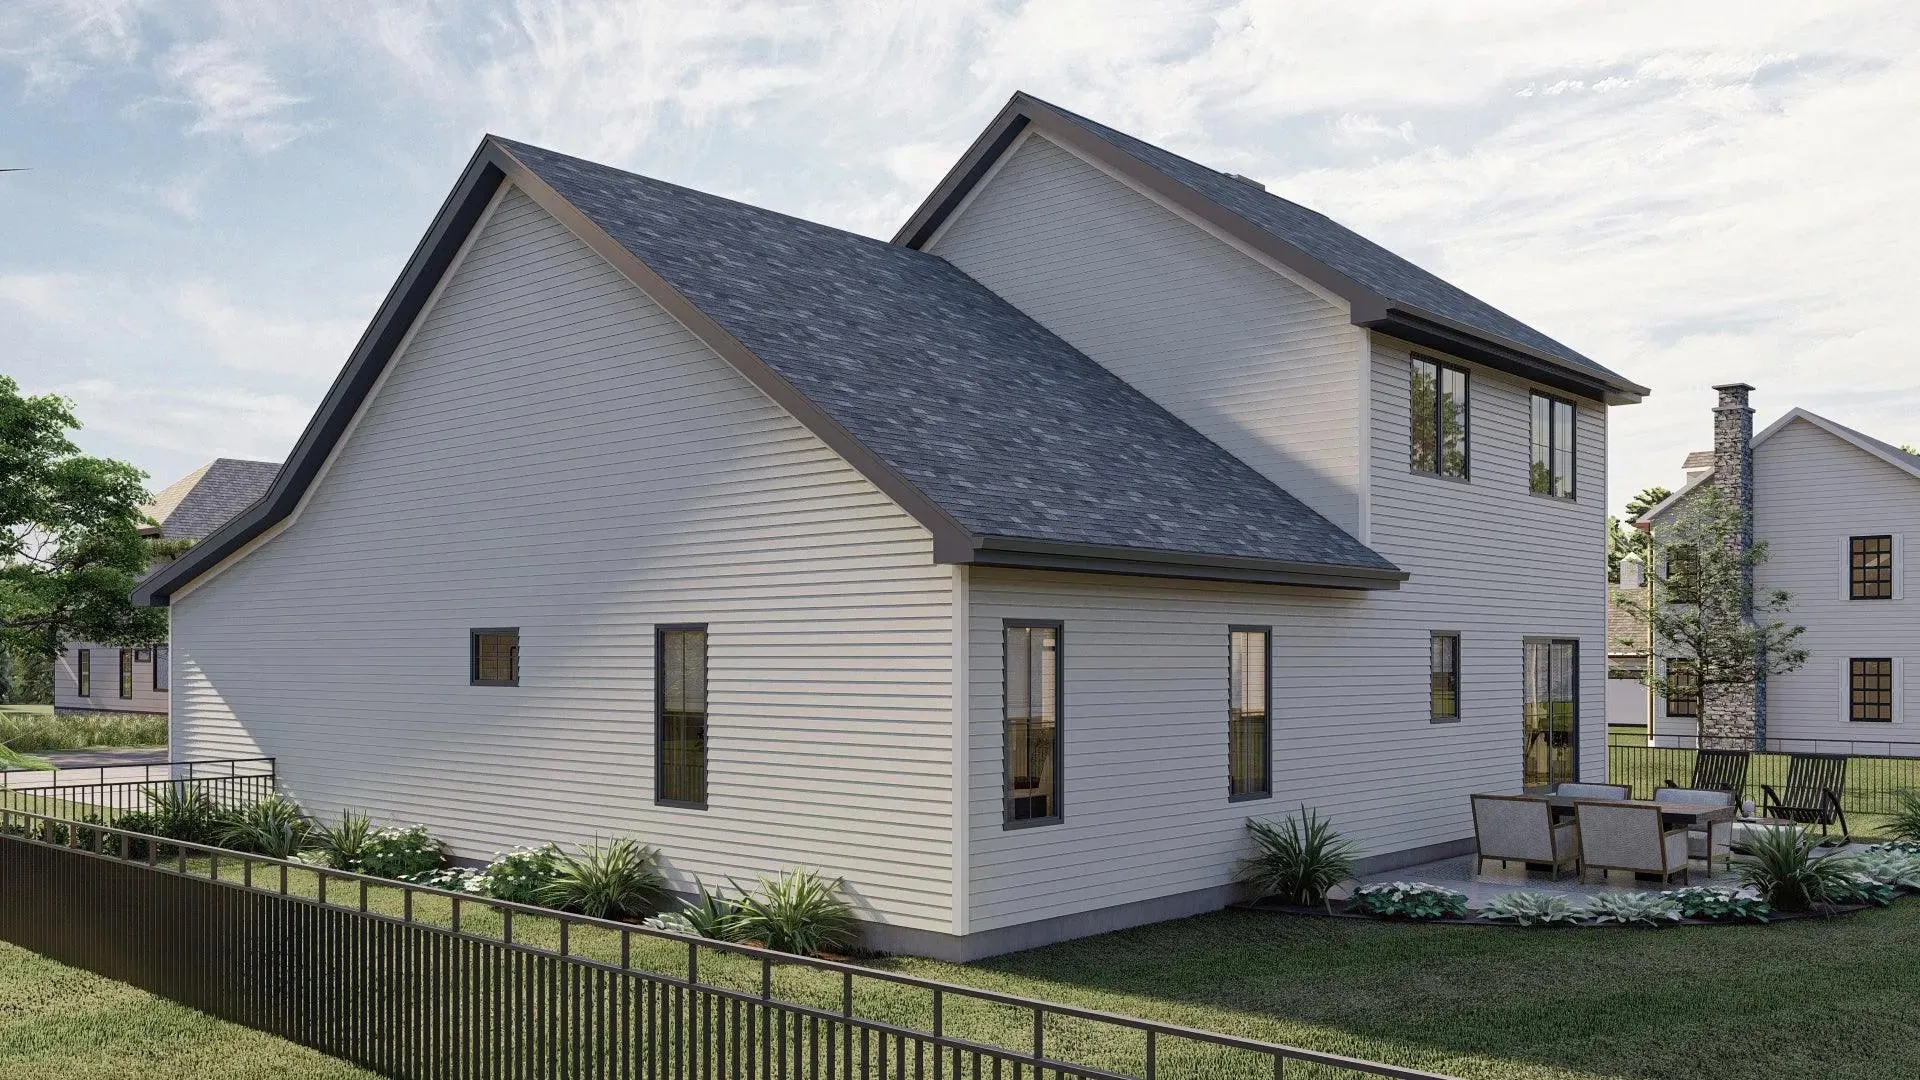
153 646 169 692
1529 392 1577 499
1409 356 1469 479
1851 658 1894 723
1666 659 1700 718
1004 622 1062 826
1228 627 1271 799
1430 632 1461 721
118 649 133 699
470 628 519 686
656 626 709 807
1851 535 1894 600
76 649 90 697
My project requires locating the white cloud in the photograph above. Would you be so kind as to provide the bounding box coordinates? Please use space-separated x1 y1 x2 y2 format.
55 377 307 465
0 0 151 89
156 39 319 151
165 281 362 377
0 272 93 325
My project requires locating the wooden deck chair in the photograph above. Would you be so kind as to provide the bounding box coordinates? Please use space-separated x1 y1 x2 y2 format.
1667 748 1750 801
1760 753 1850 843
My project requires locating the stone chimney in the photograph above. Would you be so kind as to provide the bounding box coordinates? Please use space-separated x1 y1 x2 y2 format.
1702 382 1761 747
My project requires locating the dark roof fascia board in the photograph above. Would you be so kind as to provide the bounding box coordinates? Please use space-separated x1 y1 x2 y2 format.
970 536 1406 590
134 146 510 607
897 93 1648 406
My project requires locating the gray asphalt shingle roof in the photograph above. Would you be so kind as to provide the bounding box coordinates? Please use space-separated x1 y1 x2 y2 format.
500 140 1398 575
142 458 280 541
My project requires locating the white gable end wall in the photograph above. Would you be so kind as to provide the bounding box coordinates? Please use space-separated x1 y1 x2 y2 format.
169 187 959 933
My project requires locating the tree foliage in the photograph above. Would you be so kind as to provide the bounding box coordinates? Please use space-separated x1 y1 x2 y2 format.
1606 485 1670 583
1613 487 1807 698
0 376 166 662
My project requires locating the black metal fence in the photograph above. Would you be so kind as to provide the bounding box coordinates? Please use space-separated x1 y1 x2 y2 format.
0 756 275 821
0 806 1448 1080
1608 735 1920 816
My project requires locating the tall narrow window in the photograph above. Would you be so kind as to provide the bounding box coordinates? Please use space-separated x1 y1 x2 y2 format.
1004 622 1062 826
118 650 134 699
1409 357 1469 478
470 628 519 686
1851 658 1894 722
1530 393 1577 499
1430 632 1461 721
153 646 169 692
76 649 91 697
657 626 709 806
1666 659 1700 718
1851 536 1894 600
1228 628 1271 799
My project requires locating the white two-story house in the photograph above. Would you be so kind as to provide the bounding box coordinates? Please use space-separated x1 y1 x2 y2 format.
134 93 1647 959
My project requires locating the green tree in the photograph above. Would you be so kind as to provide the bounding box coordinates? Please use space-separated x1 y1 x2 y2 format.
1606 485 1670 583
0 376 166 667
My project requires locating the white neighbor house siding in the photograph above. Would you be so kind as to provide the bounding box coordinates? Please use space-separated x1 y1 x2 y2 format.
927 132 1365 535
1755 417 1920 743
168 188 959 932
54 643 168 714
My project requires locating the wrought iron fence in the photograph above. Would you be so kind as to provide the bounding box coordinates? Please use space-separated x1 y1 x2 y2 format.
0 806 1450 1080
0 756 275 821
1608 735 1920 816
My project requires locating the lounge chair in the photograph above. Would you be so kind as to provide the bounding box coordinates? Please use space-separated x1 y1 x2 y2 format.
1761 753 1850 843
1575 800 1692 885
1471 794 1580 878
1652 786 1736 870
1667 748 1750 801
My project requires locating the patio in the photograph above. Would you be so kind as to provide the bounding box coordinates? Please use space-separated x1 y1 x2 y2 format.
1346 852 1756 909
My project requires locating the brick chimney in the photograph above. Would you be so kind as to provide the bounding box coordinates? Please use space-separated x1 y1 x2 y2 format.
1703 383 1761 747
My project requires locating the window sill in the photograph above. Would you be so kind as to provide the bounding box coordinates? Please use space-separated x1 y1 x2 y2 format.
1429 715 1461 725
1002 816 1061 831
1409 467 1471 486
655 798 710 810
1527 489 1578 504
470 679 519 687
1228 790 1273 803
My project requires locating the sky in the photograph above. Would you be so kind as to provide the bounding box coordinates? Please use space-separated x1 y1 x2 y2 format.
3 0 1917 518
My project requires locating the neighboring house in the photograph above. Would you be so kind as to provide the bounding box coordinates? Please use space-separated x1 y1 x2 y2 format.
54 458 279 714
134 92 1647 959
1606 560 1653 731
1638 386 1920 746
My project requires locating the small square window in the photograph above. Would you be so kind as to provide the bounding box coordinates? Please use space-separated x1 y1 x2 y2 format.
1851 536 1894 600
1851 658 1894 723
471 628 519 686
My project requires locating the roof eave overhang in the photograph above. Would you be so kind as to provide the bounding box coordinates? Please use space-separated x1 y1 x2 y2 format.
1364 306 1647 406
958 536 1406 591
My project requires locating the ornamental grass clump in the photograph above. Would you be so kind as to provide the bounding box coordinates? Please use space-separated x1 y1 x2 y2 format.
1237 807 1356 907
1349 882 1468 920
1577 892 1681 927
308 811 376 870
1888 790 1920 844
143 783 230 846
1481 891 1579 926
216 795 311 859
731 868 860 957
1733 826 1858 913
539 837 667 920
650 884 749 940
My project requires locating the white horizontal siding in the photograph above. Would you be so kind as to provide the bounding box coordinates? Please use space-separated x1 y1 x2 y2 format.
54 642 168 715
928 132 1364 535
170 187 958 932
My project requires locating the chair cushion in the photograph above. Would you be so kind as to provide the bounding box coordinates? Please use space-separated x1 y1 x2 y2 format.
1655 787 1734 807
1556 783 1632 800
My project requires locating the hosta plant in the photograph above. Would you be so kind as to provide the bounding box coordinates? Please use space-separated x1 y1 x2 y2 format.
1852 848 1920 889
1824 874 1896 907
1668 886 1771 922
1733 826 1858 912
731 868 860 957
539 837 666 920
1481 891 1579 926
216 795 311 858
1577 891 1681 927
651 884 747 940
468 844 566 904
1349 882 1468 920
1237 807 1356 907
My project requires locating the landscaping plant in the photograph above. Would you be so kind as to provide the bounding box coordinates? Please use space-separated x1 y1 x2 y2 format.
354 825 446 880
1668 886 1772 922
538 837 666 920
215 795 310 858
467 844 565 904
1577 892 1681 927
1237 807 1356 907
651 884 748 940
1481 891 1579 926
308 811 375 870
403 867 479 891
1888 790 1920 843
1732 825 1858 912
1348 882 1468 920
731 868 860 956
1850 847 1920 890
143 783 230 845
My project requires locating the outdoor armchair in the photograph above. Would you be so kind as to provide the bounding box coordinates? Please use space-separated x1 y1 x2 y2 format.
1472 794 1580 878
1652 786 1736 870
1575 800 1691 885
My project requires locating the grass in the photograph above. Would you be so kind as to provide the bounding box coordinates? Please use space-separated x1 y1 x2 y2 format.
0 939 374 1079
0 711 168 772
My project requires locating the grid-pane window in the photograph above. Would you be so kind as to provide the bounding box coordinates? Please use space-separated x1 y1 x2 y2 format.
1228 628 1271 799
1851 658 1894 723
1430 632 1460 721
1005 624 1061 825
1851 535 1894 600
153 646 169 692
118 650 134 698
657 627 709 805
1667 659 1700 718
1530 393 1577 499
470 629 519 686
76 649 90 697
1409 357 1469 479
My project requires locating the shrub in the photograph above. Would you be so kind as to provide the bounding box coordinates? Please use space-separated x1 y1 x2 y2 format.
309 811 376 870
355 825 446 880
144 783 231 846
468 845 566 905
1669 886 1771 922
1850 848 1920 890
1481 891 1579 926
404 867 479 891
1237 807 1356 907
1349 882 1468 920
1733 826 1858 912
1578 892 1680 927
216 795 310 858
651 884 748 940
1888 790 1920 843
538 838 666 920
731 868 859 957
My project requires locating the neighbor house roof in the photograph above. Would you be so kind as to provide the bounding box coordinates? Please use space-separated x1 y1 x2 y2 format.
897 92 1649 406
1681 450 1715 473
1641 407 1920 525
137 123 1408 605
1608 585 1650 657
140 458 280 541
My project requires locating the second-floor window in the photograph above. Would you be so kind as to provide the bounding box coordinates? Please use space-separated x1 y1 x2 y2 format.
1850 658 1894 722
1410 357 1468 479
1529 392 1576 499
1851 535 1895 600
1666 659 1700 718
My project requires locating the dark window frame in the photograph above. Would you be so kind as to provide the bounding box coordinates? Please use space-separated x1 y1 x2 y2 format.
1409 355 1471 481
76 648 91 697
118 649 134 699
1429 631 1462 722
469 627 520 687
1529 392 1578 500
1850 535 1895 601
153 646 169 692
1850 657 1895 723
1227 626 1273 801
1003 620 1064 829
655 624 711 809
1666 658 1701 718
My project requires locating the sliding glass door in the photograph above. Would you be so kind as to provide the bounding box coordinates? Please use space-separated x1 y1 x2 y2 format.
1522 639 1579 790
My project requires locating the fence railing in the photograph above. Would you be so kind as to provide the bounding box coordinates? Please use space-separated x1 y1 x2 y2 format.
0 756 275 821
0 806 1449 1080
1608 736 1920 816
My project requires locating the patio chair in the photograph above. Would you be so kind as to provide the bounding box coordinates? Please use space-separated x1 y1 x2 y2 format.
1553 782 1631 800
1471 794 1580 878
1652 786 1736 870
1666 748 1750 801
1760 753 1850 843
1575 800 1692 885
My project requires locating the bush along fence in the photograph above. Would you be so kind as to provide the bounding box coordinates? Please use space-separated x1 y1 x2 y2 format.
0 755 276 821
1607 736 1920 816
0 805 1450 1080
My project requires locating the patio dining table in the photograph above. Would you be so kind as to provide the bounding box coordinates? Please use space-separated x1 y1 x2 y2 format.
1538 793 1738 831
